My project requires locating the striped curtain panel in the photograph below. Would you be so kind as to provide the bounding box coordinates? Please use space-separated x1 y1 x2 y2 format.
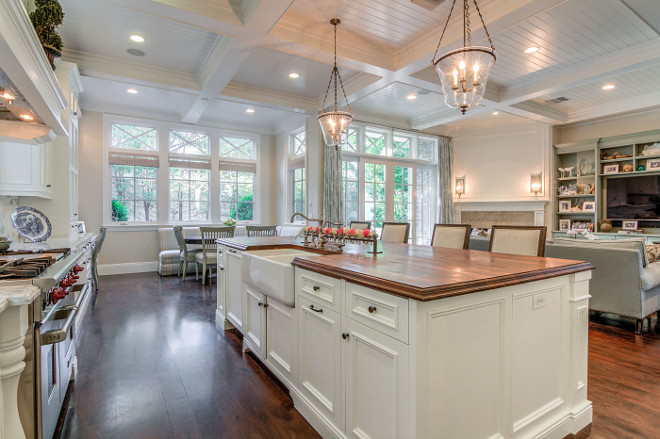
323 145 343 225
438 136 454 224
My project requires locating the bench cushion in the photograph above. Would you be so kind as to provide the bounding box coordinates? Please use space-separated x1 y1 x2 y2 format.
641 262 660 290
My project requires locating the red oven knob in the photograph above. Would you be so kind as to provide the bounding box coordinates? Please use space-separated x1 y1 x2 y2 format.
60 278 68 288
74 265 84 273
71 274 80 280
53 287 67 304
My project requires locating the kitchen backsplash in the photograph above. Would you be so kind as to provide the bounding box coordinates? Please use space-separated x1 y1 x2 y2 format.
0 196 21 241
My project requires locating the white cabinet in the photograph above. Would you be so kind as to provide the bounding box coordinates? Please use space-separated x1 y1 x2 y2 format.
0 141 52 198
343 318 409 439
298 295 344 431
243 283 267 359
266 298 298 386
216 246 228 327
225 248 243 332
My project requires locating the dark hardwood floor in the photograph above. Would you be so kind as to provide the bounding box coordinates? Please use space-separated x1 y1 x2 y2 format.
60 273 660 439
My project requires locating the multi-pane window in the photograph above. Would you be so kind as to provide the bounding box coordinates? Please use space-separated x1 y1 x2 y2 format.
291 168 305 215
219 136 256 222
364 163 386 229
342 160 359 223
291 128 306 157
394 166 413 224
340 122 439 243
109 124 158 222
106 118 259 224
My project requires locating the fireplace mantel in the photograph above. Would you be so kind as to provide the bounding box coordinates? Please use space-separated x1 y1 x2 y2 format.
453 199 549 227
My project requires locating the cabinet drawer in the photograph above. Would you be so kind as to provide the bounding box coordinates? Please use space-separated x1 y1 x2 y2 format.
296 269 341 313
344 283 408 343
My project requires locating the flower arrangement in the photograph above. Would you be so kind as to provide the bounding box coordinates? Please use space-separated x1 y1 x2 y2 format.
223 218 236 226
304 226 377 241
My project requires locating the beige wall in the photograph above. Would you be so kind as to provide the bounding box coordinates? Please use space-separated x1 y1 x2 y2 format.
558 108 660 144
77 110 281 269
0 196 21 241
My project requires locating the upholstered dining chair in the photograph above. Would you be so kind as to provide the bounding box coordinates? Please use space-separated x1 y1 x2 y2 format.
196 226 235 285
430 224 472 249
380 222 411 243
91 226 107 291
246 225 278 237
349 220 372 230
173 226 200 281
489 225 547 257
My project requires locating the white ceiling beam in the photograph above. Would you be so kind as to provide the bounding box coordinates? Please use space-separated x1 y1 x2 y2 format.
412 106 491 130
221 82 316 113
500 39 660 104
179 0 296 123
507 102 568 124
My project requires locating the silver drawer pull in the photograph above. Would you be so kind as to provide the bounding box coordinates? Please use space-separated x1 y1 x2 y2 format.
309 304 323 313
368 306 377 314
312 285 320 291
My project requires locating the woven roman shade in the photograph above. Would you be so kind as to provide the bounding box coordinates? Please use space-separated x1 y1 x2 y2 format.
218 160 256 173
287 156 305 171
109 151 159 167
168 157 211 170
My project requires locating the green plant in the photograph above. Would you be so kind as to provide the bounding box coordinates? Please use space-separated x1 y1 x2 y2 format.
29 0 64 51
112 200 129 222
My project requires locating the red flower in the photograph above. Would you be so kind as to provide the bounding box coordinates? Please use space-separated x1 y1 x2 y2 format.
315 226 320 233
362 229 371 237
348 228 357 236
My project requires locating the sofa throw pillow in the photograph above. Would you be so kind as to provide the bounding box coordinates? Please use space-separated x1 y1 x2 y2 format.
646 244 660 263
553 237 649 267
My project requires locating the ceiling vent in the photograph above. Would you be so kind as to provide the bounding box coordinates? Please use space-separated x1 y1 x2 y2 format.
411 0 446 11
545 96 569 104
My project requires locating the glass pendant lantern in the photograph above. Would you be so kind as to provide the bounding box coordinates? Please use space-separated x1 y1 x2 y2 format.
432 0 496 114
318 18 353 149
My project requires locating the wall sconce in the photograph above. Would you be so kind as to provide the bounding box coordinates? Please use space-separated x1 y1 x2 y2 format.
530 172 543 196
455 176 466 198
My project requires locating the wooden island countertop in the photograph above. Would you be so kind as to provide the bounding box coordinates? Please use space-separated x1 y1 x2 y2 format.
216 237 593 301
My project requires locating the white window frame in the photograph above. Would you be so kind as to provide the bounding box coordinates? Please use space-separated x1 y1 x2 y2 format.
102 114 261 226
340 122 439 243
287 126 306 220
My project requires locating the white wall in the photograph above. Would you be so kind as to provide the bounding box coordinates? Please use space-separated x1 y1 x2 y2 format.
77 110 281 270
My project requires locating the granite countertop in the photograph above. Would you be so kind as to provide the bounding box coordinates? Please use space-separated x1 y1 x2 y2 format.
0 284 41 306
217 237 594 301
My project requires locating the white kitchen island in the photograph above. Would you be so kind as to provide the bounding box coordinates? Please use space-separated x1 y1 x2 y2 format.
216 238 594 439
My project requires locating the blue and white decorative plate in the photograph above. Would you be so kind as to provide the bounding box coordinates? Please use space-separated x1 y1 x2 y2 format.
10 206 52 242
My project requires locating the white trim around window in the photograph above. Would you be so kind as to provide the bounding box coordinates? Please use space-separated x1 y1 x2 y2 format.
102 114 261 226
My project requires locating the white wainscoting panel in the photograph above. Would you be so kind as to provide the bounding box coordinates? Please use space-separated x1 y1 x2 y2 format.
98 261 158 276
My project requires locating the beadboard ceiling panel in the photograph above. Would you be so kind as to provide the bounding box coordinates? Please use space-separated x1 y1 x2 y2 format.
232 46 364 99
350 82 446 121
273 0 474 50
59 0 221 77
531 64 660 116
201 98 302 130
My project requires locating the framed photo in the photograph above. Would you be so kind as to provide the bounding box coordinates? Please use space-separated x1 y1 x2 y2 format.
582 201 596 212
559 219 571 231
603 164 620 174
559 200 571 212
622 220 638 231
572 221 594 232
647 159 660 169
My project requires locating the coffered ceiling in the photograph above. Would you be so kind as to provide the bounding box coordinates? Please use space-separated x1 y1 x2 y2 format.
58 0 660 134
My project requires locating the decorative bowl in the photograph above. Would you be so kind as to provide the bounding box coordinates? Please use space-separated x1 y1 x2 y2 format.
0 237 12 252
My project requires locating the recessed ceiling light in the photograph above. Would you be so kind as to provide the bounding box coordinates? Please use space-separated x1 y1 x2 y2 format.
127 88 138 94
245 108 255 113
129 34 145 43
602 84 615 90
524 46 540 54
406 94 417 100
1 91 15 100
492 111 499 115
20 114 34 120
288 72 300 79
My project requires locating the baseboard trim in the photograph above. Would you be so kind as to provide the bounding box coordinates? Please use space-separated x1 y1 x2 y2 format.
98 261 158 276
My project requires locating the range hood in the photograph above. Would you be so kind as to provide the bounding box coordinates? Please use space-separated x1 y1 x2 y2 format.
0 0 68 144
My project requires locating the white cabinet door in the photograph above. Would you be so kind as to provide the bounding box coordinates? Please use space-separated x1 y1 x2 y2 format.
266 298 298 386
0 142 52 198
216 247 227 324
243 284 267 359
298 296 343 432
225 249 244 333
343 318 410 439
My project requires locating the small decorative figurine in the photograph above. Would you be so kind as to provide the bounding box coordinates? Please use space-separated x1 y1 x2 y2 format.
622 163 634 172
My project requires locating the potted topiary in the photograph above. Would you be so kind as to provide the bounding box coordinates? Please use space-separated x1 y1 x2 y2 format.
29 0 65 70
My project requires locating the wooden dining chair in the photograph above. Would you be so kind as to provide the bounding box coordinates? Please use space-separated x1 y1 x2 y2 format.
196 226 235 285
380 222 411 243
349 220 372 230
246 225 278 237
430 224 472 249
173 226 200 281
489 225 547 257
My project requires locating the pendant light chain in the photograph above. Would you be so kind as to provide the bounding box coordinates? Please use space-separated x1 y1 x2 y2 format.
432 0 458 64
472 0 495 51
464 0 471 47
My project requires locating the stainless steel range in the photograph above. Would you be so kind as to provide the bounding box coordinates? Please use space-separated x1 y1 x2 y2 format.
4 239 95 439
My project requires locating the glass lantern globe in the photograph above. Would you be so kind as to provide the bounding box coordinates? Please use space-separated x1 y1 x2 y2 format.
434 47 496 114
318 111 353 148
